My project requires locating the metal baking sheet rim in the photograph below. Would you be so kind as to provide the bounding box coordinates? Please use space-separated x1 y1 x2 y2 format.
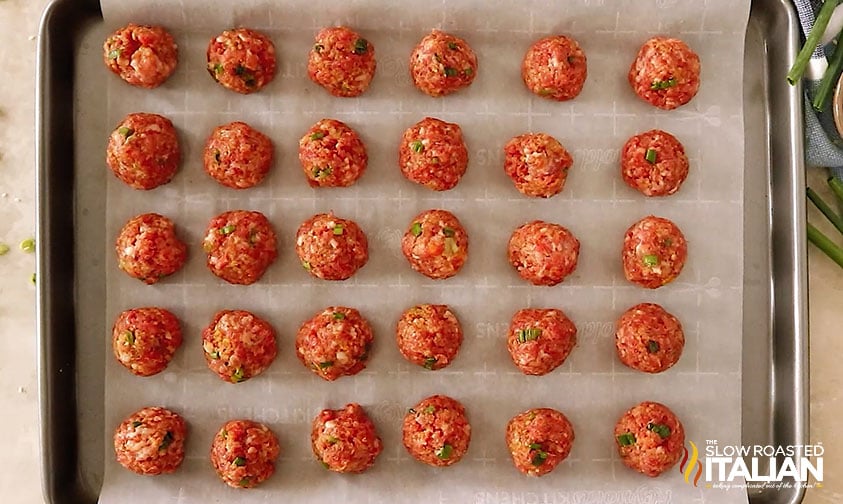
34 0 809 503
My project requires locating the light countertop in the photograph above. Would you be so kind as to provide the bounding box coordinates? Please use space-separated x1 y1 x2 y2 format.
0 0 839 502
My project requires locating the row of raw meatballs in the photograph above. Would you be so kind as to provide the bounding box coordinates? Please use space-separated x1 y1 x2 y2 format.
108 113 691 198
105 23 701 109
117 211 687 288
112 302 683 382
113 399 685 487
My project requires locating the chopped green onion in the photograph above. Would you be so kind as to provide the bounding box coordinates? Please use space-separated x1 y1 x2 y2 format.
567 55 576 64
444 237 458 255
517 328 541 343
333 225 344 235
326 436 339 445
209 351 220 360
239 478 251 486
313 43 324 53
410 140 424 153
219 224 235 235
333 312 346 320
117 126 134 138
647 422 671 438
650 78 677 90
231 368 245 382
320 460 330 469
423 405 436 414
213 63 223 74
435 444 453 460
310 131 325 141
528 443 542 450
302 260 312 270
531 451 548 466
617 433 636 447
131 421 142 428
0 243 9 256
233 456 247 467
442 227 455 237
159 431 174 451
313 166 332 179
527 410 536 421
788 0 841 85
19 238 35 253
318 361 334 369
444 66 458 77
423 357 437 369
410 222 422 237
123 331 135 346
353 38 369 55
645 148 658 164
108 49 121 60
447 41 458 50
221 429 228 439
647 340 660 353
464 67 473 76
30 273 36 285
642 254 659 267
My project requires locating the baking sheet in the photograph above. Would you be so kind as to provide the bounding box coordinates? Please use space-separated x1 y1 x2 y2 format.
91 0 749 502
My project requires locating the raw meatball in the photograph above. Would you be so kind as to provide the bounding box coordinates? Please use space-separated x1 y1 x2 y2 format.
112 307 182 377
402 209 469 279
295 212 368 280
311 403 383 473
399 117 468 191
106 112 180 190
103 24 178 88
299 118 367 187
614 401 685 477
622 215 687 288
628 36 701 110
616 303 684 373
115 213 187 284
202 210 278 285
503 133 573 198
508 221 579 286
203 121 273 189
202 310 277 383
396 304 463 370
207 28 276 94
506 408 574 477
521 35 587 101
409 30 477 97
507 308 577 376
403 395 471 467
308 26 376 97
211 419 280 488
296 306 373 381
621 129 689 197
114 406 186 475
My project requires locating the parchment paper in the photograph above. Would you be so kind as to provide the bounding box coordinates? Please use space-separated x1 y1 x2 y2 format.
93 0 749 502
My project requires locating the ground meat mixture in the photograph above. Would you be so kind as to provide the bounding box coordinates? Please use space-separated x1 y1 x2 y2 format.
207 28 276 94
115 213 187 284
106 112 180 190
396 304 463 370
210 419 280 488
621 129 689 197
616 303 684 373
203 121 273 189
409 30 477 97
308 26 376 97
399 117 468 191
614 401 685 477
103 24 178 88
628 36 701 110
403 395 471 467
114 406 186 475
296 306 374 381
503 133 573 198
521 35 587 101
311 403 383 473
112 307 182 377
202 310 277 383
507 308 577 376
622 215 688 289
508 221 579 286
295 212 368 280
401 209 469 279
506 408 574 477
202 210 278 285
299 118 368 188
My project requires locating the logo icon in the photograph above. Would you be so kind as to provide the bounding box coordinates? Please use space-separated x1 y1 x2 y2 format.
679 441 703 486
